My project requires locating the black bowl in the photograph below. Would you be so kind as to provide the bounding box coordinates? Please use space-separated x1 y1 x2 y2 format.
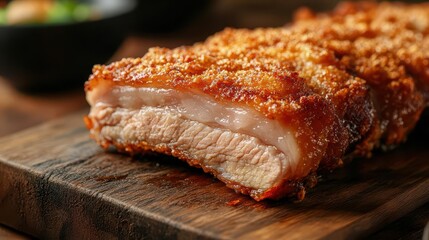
0 0 136 91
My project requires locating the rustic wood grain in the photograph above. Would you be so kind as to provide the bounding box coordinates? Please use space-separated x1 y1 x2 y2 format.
0 224 31 240
368 202 429 240
0 111 428 240
0 78 87 137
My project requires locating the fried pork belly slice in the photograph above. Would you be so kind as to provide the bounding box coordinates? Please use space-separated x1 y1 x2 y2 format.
86 72 339 201
84 24 373 201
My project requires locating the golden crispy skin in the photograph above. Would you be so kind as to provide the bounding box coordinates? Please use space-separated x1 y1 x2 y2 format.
86 2 429 200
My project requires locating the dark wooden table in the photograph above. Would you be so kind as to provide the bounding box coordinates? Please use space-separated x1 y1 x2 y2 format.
0 1 428 238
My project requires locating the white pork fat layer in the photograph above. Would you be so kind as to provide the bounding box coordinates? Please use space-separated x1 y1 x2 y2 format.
87 83 301 174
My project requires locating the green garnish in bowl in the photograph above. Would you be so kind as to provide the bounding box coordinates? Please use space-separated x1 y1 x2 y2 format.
0 0 96 25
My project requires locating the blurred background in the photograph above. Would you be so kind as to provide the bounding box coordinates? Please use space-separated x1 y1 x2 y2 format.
0 0 428 239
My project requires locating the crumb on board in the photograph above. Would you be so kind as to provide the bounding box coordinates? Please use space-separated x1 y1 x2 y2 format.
227 199 241 207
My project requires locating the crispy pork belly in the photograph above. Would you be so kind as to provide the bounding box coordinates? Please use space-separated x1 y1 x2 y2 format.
85 2 429 201
86 73 338 200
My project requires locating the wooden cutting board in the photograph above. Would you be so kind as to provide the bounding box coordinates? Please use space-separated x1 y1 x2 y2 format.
0 111 428 240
